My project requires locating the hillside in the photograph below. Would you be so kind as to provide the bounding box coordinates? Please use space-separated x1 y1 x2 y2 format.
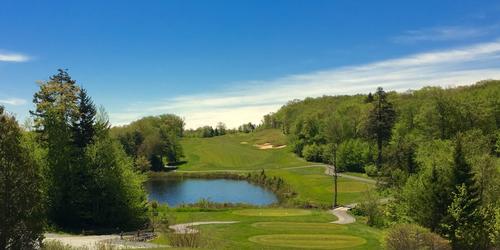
179 129 306 171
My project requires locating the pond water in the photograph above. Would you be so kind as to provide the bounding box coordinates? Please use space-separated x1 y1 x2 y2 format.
145 178 278 206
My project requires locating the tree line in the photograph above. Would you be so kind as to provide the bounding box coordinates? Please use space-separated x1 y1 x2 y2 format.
267 80 500 249
110 114 185 171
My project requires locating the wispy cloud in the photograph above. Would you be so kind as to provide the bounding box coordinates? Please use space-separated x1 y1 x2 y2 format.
392 25 497 43
0 97 27 106
109 39 500 129
0 51 31 62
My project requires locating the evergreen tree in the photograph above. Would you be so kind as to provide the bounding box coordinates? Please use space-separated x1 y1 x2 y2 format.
366 87 396 169
444 135 487 249
0 106 44 249
72 88 96 149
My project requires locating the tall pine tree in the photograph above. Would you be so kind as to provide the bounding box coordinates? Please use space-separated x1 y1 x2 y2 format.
72 88 96 149
366 87 396 169
445 135 486 249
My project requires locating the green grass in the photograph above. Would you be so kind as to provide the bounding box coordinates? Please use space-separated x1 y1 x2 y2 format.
159 208 382 249
178 130 374 206
179 129 306 171
248 234 366 249
233 208 312 217
269 167 373 206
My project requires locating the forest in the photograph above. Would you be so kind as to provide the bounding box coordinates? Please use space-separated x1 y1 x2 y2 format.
264 81 500 249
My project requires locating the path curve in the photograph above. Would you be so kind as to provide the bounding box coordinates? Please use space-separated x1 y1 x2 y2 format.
169 221 239 234
44 233 163 249
330 207 356 224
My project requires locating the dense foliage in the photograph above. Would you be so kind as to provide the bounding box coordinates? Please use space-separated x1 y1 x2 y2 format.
29 69 147 230
111 114 185 171
267 80 500 248
0 106 45 249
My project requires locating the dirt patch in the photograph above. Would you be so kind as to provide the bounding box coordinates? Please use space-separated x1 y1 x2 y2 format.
254 143 287 150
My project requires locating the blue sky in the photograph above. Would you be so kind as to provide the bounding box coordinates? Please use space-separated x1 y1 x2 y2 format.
1 1 500 128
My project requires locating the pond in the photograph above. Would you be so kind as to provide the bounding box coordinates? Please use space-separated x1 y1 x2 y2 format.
145 178 278 206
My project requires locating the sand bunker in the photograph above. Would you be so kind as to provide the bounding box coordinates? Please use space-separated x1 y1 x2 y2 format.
254 143 286 149
240 141 248 144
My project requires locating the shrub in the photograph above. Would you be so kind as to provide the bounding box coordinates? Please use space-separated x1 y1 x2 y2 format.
364 164 378 177
384 224 450 250
167 232 203 248
358 189 383 227
337 139 370 172
302 143 324 162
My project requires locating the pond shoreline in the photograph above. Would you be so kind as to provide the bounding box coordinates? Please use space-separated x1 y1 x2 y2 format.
147 170 296 206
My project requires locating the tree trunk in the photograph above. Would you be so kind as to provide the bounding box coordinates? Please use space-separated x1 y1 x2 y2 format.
333 150 338 208
377 138 382 170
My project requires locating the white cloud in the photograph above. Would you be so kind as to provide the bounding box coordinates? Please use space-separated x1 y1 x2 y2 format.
0 97 27 106
0 52 31 62
109 39 500 129
392 25 497 43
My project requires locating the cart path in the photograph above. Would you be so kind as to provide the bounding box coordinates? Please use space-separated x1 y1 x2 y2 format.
44 233 164 249
330 207 356 224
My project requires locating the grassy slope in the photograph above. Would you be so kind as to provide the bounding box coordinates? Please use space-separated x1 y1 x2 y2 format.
179 129 374 206
152 208 382 249
180 129 306 171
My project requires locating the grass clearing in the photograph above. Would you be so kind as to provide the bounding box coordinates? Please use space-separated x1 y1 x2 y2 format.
233 208 312 217
248 234 367 249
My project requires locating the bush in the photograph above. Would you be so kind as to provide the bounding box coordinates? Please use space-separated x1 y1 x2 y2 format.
302 143 324 162
337 139 370 172
364 164 378 177
384 224 450 250
358 189 383 227
167 232 203 248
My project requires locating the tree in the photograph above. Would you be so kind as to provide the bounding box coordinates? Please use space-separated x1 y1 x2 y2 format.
30 69 80 226
324 114 345 207
445 184 490 250
443 135 487 249
366 87 396 169
216 122 227 135
0 106 44 249
72 88 96 149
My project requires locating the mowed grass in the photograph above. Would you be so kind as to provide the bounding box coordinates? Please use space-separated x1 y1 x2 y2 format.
180 129 306 171
269 167 373 206
179 129 375 206
248 234 366 249
160 208 382 249
233 208 312 217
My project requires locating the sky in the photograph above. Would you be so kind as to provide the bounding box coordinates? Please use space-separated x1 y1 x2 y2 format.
1 1 500 128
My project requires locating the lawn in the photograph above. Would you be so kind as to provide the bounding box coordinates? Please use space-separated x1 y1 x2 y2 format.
178 130 374 206
269 167 373 206
179 129 307 171
150 208 383 249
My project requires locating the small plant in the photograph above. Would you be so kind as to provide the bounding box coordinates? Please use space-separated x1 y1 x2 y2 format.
167 232 203 248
